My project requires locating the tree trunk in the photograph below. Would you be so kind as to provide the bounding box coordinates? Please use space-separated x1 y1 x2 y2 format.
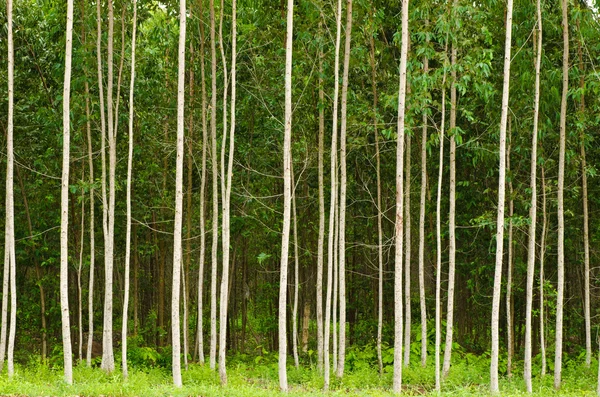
172 0 187 386
122 0 137 379
60 0 75 383
316 20 325 374
490 0 513 391
393 0 409 391
404 108 411 369
78 183 85 363
506 119 514 378
279 0 294 390
540 166 547 377
554 0 568 388
524 1 542 390
292 169 300 369
324 0 342 390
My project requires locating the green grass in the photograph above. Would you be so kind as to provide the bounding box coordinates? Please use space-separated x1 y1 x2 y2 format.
0 355 597 396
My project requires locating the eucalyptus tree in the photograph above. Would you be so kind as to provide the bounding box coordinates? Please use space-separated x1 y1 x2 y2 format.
524 0 542 390
172 0 187 386
279 0 294 390
337 0 353 379
122 0 138 379
394 0 409 391
60 0 75 383
490 0 514 391
554 0 568 388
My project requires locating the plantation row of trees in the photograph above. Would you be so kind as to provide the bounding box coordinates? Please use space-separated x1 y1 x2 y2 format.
2 0 600 393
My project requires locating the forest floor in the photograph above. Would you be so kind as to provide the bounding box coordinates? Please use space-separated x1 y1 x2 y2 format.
0 354 597 396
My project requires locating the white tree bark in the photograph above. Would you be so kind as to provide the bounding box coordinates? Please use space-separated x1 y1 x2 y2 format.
292 170 300 370
316 25 325 374
554 0 568 389
5 0 17 377
172 0 187 387
404 118 411 368
524 1 541 390
279 0 294 390
0 248 8 373
122 0 137 379
78 189 85 363
540 166 547 377
393 0 409 391
324 0 342 390
60 0 75 383
490 0 513 391
506 120 514 378
337 0 353 379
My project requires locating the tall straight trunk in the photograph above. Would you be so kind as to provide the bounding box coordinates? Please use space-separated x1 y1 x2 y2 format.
91 0 106 366
419 36 429 369
540 166 547 376
78 186 85 362
506 120 514 377
337 0 353 379
490 0 513 391
403 114 411 368
442 31 457 379
333 193 338 373
60 0 75 383
576 18 591 369
369 11 384 376
209 0 219 371
292 170 300 369
5 0 17 377
324 0 342 390
101 0 115 373
393 0 409 391
196 0 208 365
554 0 568 388
122 0 137 379
172 0 187 386
316 22 325 374
219 0 236 385
279 0 294 390
435 43 448 392
524 1 542 390
0 245 8 373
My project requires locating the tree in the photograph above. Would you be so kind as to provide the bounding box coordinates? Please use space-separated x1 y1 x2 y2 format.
393 0 409 391
540 166 547 377
279 0 294 390
337 0 353 379
554 0 568 388
122 0 137 379
292 167 300 369
171 0 187 387
60 0 75 383
490 0 514 391
524 0 542 389
316 20 325 374
506 119 514 377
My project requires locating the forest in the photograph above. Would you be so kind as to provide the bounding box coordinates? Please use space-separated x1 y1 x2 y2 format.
2 0 600 395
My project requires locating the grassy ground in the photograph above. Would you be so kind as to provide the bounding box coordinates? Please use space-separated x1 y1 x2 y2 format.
0 355 597 396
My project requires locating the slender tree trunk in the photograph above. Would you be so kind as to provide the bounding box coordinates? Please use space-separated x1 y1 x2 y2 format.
393 0 409 391
506 120 514 378
404 111 411 369
577 18 591 369
324 0 342 390
0 246 8 373
122 0 137 379
333 193 338 374
218 0 236 385
209 0 219 371
101 0 116 373
279 0 294 390
419 31 429 369
369 11 384 376
5 0 17 377
442 28 457 379
435 41 448 392
292 169 300 369
524 1 542 390
540 166 547 377
196 0 208 365
78 186 85 363
316 21 325 374
172 0 187 386
490 0 514 390
60 0 75 383
554 0 568 388
337 0 353 379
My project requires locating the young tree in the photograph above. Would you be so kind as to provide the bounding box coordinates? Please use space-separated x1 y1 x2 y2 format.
337 0 353 379
404 105 411 369
172 0 187 387
122 0 137 379
540 166 547 376
316 21 325 374
524 0 542 390
506 120 514 377
490 0 514 391
279 0 294 390
554 0 568 388
77 184 85 363
394 0 409 391
60 0 75 383
292 169 300 369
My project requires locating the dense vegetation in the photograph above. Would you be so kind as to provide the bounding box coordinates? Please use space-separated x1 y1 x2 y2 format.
2 0 600 394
